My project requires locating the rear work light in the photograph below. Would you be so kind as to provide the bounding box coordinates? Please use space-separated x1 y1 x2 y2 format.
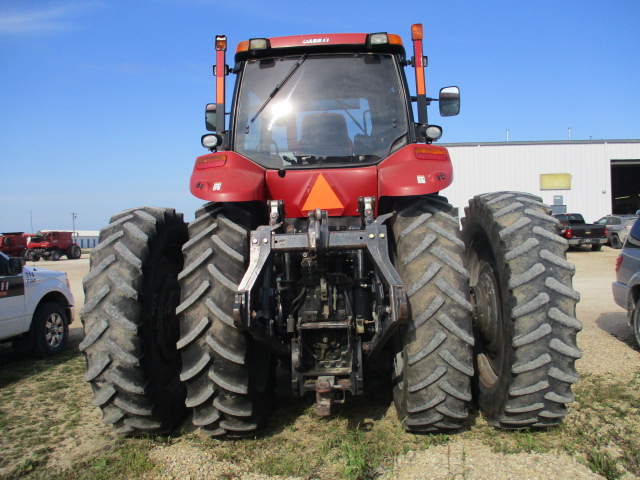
367 32 403 47
249 38 270 50
425 125 442 141
369 32 389 45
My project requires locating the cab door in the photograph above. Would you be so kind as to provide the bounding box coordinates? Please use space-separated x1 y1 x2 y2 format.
0 255 27 341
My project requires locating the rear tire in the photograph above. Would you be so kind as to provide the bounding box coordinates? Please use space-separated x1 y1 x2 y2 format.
67 245 82 259
462 192 581 428
610 235 622 249
80 207 188 435
390 195 474 432
591 244 602 251
178 202 275 437
51 249 61 261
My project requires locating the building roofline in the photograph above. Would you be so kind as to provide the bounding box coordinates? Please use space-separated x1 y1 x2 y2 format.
439 139 640 147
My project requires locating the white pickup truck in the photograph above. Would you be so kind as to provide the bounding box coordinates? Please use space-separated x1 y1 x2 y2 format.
0 251 74 356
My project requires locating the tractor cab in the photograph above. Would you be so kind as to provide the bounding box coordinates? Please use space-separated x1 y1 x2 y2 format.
195 26 460 216
204 29 459 168
231 47 411 169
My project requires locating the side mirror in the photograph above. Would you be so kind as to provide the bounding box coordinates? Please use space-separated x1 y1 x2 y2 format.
8 257 23 275
439 86 460 117
205 103 217 132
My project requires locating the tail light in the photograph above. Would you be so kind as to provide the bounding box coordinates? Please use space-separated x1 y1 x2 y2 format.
603 227 609 236
564 228 573 239
615 255 623 273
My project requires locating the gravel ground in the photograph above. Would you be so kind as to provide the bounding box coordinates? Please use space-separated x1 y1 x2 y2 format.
32 245 639 480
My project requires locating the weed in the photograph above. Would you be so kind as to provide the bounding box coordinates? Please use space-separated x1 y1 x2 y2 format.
585 449 621 479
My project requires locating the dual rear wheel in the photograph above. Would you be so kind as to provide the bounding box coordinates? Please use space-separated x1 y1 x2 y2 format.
81 193 581 436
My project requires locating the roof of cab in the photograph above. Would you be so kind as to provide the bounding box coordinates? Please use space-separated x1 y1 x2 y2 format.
234 32 405 62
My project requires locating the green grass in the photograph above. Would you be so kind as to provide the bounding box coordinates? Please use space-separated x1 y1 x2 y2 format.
1 344 639 480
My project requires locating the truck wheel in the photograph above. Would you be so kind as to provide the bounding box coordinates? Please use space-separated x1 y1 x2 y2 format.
33 302 69 357
80 207 188 435
462 192 581 428
67 245 82 259
51 249 61 261
390 195 474 432
591 244 602 252
178 202 275 437
610 235 622 249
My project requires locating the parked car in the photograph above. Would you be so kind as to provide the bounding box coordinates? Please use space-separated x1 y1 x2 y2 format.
553 213 608 251
0 251 74 356
594 214 638 249
612 216 640 348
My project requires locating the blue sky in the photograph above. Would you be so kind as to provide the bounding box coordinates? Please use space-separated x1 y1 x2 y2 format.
1 0 639 231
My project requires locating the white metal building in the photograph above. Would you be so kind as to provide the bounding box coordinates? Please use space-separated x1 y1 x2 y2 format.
440 139 640 223
73 231 100 249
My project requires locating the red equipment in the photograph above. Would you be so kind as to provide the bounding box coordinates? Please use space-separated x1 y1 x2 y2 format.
25 231 81 261
81 24 581 440
0 233 30 258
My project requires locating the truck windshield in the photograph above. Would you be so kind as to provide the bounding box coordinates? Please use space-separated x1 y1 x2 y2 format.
232 53 409 169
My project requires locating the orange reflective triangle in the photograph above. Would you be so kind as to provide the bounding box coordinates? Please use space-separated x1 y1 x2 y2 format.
302 173 344 211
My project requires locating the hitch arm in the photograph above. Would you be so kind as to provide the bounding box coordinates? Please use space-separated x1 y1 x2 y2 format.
233 210 408 359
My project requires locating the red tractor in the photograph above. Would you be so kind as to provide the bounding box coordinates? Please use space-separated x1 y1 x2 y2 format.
81 24 581 437
25 231 82 261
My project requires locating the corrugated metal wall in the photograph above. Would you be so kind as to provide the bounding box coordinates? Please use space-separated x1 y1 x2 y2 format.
440 140 640 223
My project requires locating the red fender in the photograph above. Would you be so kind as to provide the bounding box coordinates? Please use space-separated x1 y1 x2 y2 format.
190 152 266 203
378 144 453 198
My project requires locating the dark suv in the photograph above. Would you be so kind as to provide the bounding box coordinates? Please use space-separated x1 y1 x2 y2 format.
613 216 640 348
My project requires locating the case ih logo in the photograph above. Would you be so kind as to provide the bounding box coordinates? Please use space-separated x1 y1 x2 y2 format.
303 38 330 44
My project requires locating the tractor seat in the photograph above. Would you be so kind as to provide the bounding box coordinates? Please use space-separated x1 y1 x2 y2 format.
297 113 353 158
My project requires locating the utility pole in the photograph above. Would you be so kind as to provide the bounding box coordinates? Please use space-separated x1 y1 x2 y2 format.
71 213 77 243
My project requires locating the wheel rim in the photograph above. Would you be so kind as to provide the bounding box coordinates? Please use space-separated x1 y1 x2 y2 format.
45 313 65 348
612 236 621 248
471 260 505 388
